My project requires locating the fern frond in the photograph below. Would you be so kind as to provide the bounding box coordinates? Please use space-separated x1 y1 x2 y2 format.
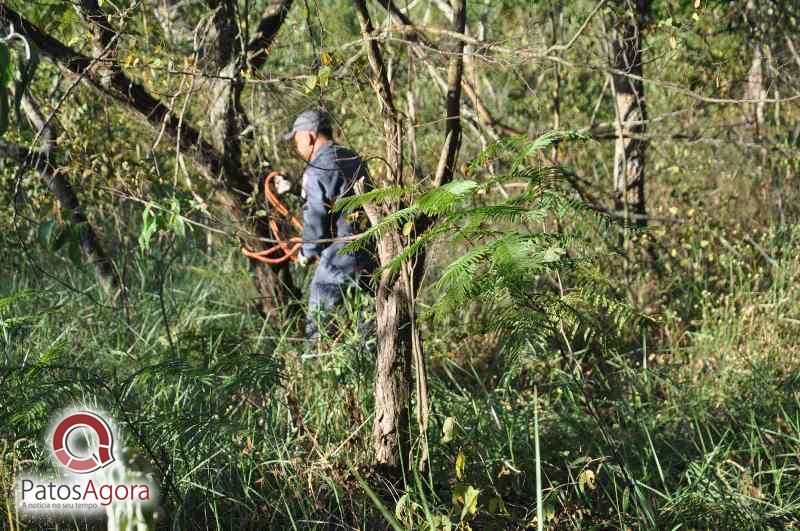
510 131 590 170
433 240 498 301
467 135 529 172
376 224 451 275
448 205 532 226
339 204 419 255
379 130 642 373
334 185 411 213
415 180 478 216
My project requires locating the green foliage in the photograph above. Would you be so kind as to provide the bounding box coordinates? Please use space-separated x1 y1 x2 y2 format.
2 0 800 529
349 131 644 361
3 219 800 529
138 197 189 252
335 184 412 214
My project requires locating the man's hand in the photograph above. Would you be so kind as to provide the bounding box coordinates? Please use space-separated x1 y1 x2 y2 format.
297 251 311 267
273 174 292 195
267 171 293 195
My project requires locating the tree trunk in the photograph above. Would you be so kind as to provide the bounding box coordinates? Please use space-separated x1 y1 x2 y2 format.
353 0 416 470
610 0 648 226
357 0 467 470
203 0 301 318
372 241 414 466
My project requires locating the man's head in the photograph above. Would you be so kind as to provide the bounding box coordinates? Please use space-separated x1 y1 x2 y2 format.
284 110 334 161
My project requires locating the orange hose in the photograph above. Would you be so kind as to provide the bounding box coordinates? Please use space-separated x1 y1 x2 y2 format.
241 172 303 264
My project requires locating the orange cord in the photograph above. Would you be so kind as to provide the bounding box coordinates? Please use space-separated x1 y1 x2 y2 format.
241 172 304 264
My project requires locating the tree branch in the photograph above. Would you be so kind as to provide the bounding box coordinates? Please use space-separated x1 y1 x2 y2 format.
0 4 302 314
0 5 236 185
9 93 120 288
246 0 294 71
355 0 400 121
374 0 520 138
76 0 117 50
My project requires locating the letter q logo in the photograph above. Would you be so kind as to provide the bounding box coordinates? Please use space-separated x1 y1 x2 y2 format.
52 412 115 473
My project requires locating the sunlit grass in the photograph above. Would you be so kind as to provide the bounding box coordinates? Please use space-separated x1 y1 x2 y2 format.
2 221 800 529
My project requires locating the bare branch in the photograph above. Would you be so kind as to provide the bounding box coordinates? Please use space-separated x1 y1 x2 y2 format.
354 0 400 120
75 0 124 89
544 0 606 55
786 36 800 71
374 0 415 27
430 0 454 22
374 0 518 138
76 0 117 50
0 6 231 182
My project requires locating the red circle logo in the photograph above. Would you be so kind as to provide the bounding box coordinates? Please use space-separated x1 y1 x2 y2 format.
52 412 115 473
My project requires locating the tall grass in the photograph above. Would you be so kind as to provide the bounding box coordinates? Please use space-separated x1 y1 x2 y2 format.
2 221 800 529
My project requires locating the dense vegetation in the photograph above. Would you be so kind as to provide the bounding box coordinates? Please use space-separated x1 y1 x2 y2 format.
2 0 799 529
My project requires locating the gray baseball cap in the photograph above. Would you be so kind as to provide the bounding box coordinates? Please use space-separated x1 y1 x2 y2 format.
283 110 332 141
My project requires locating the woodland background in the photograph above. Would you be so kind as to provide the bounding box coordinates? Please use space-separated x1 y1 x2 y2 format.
2 0 800 529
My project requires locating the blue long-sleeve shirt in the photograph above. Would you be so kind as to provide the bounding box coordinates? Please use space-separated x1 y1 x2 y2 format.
301 141 372 280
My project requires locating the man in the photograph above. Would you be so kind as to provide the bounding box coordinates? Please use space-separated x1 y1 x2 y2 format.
282 109 375 346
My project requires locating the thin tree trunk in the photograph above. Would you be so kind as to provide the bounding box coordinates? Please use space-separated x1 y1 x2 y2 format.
353 0 416 470
363 0 467 470
413 0 466 471
610 0 648 227
433 0 466 189
379 0 517 138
